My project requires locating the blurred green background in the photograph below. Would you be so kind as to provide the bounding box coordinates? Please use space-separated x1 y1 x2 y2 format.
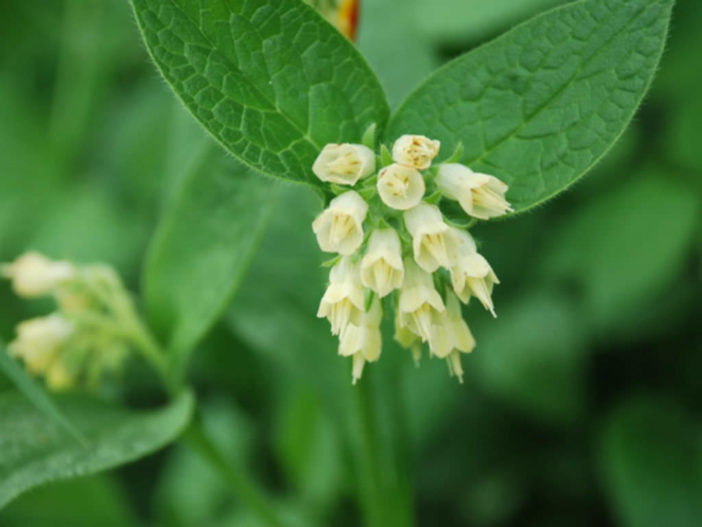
1 0 700 526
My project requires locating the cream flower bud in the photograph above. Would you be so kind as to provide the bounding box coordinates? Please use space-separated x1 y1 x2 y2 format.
449 229 499 316
8 314 73 374
317 257 365 336
313 143 376 185
360 229 404 297
46 362 76 391
404 203 454 272
339 296 382 384
392 134 440 170
312 191 368 255
377 163 425 210
436 164 512 219
398 258 445 342
1 252 75 298
429 293 475 383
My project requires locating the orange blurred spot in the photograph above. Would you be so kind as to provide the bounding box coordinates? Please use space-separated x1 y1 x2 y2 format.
337 0 359 41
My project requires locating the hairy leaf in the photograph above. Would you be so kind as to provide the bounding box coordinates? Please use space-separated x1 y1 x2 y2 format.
144 144 277 360
131 0 389 185
0 390 193 509
387 0 674 213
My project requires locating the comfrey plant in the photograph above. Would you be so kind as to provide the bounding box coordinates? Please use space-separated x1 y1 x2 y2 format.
0 0 674 522
312 134 511 382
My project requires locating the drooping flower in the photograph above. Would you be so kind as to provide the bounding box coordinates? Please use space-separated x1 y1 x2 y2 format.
394 310 422 365
449 229 500 316
377 163 425 210
312 191 368 255
404 203 455 272
436 164 512 219
339 296 382 384
392 134 440 170
429 292 476 383
360 228 404 297
8 314 74 374
317 257 365 336
397 258 445 342
1 252 75 298
312 143 375 185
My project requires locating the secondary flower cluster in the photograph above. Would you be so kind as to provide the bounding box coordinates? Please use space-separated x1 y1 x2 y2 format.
312 134 512 383
1 253 145 390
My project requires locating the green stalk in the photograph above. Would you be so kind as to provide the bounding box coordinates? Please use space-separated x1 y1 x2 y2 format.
353 375 389 527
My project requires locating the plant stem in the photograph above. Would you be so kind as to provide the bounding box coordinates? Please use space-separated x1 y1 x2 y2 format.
353 375 389 527
182 415 283 527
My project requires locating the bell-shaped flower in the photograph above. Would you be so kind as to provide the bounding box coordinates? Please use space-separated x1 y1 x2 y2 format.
360 228 404 297
392 134 440 170
397 258 445 342
339 296 382 384
312 143 375 186
436 164 512 219
8 314 74 375
377 163 425 210
404 203 455 272
449 229 499 316
317 257 365 336
2 252 75 298
429 292 476 383
394 310 423 365
312 191 368 255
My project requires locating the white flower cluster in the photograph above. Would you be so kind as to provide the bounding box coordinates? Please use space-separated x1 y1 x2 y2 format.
312 135 512 383
2 253 133 390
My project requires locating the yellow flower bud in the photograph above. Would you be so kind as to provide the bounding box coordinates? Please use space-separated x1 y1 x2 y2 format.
312 143 375 185
436 164 512 219
392 134 440 170
360 228 404 297
312 191 368 255
2 252 75 298
377 163 425 210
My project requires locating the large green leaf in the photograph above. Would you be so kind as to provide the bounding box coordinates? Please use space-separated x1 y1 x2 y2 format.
545 173 699 333
130 0 389 186
144 143 277 360
0 390 193 509
599 397 702 527
386 0 674 213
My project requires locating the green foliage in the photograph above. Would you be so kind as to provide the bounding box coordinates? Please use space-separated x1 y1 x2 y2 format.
0 390 193 508
545 172 699 332
0 347 84 443
387 0 674 212
144 144 278 361
600 397 702 527
130 0 389 186
2 0 701 524
1 476 140 527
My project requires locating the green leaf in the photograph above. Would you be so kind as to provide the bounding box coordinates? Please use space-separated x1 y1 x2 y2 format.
410 0 559 44
130 0 389 185
2 475 140 527
0 347 85 444
386 0 674 213
0 390 193 510
144 143 277 360
473 291 586 425
545 173 699 333
599 397 702 527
